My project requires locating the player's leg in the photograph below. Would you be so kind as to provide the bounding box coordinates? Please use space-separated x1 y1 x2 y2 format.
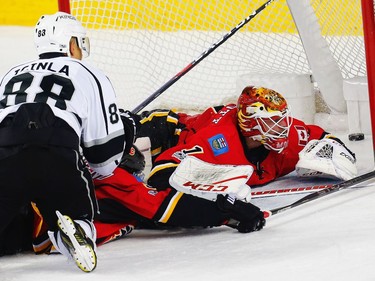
0 148 33 255
0 205 33 256
30 146 98 272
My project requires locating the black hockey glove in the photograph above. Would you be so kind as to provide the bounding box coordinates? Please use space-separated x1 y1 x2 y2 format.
119 109 141 153
217 194 266 233
119 144 146 177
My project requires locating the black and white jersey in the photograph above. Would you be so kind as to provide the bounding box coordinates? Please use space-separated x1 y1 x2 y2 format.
0 56 125 176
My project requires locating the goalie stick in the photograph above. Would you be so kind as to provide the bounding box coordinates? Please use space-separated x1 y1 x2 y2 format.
251 181 372 198
263 170 375 218
131 0 276 113
251 184 333 198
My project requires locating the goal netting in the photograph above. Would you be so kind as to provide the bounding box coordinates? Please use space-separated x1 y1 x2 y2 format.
59 0 369 125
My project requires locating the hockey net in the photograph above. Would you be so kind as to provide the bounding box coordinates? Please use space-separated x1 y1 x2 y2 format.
58 0 372 126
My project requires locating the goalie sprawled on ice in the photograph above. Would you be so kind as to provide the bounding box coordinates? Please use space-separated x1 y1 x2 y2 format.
139 86 357 196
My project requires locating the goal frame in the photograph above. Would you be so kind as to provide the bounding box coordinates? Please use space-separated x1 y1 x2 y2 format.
361 0 375 153
58 0 70 13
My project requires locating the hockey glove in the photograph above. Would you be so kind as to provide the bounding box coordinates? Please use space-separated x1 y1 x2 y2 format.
119 109 141 153
324 135 356 160
217 194 266 233
118 145 146 180
296 137 357 180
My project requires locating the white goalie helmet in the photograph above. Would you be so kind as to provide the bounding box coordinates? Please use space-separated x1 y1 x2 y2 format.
34 12 90 57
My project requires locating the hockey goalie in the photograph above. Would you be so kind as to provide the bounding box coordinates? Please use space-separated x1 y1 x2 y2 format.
138 86 358 191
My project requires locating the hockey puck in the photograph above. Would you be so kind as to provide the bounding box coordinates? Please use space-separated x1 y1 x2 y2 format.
348 133 365 141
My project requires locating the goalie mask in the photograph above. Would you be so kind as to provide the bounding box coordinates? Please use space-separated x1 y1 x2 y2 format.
34 12 90 58
237 86 291 153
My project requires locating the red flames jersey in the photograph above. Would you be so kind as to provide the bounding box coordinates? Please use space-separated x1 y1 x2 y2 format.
94 168 172 220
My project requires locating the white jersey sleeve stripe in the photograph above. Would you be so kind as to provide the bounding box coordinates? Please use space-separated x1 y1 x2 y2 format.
83 129 124 147
83 131 125 166
74 61 110 134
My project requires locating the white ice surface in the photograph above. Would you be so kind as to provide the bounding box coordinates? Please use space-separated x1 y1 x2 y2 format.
1 27 375 281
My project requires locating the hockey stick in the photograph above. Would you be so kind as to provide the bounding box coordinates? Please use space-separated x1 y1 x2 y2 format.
251 182 371 198
131 0 276 114
263 170 375 218
251 184 333 198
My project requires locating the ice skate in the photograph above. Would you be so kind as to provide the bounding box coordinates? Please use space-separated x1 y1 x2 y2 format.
55 211 97 273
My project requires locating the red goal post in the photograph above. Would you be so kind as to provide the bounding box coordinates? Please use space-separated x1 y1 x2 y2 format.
58 0 70 13
58 0 374 151
361 0 375 152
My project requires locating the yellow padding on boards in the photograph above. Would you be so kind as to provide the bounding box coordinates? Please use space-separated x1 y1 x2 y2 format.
0 0 361 36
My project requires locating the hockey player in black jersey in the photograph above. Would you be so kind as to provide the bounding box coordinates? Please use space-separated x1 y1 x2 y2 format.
0 12 135 272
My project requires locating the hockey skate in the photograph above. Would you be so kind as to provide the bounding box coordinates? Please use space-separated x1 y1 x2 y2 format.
54 211 97 272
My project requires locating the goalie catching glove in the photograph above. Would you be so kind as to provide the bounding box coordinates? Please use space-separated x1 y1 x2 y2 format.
296 137 357 181
169 156 253 202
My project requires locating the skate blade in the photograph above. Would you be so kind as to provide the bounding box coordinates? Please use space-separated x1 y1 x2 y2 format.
56 211 97 273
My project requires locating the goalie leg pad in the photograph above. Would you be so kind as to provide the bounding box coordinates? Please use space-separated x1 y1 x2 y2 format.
169 156 253 202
